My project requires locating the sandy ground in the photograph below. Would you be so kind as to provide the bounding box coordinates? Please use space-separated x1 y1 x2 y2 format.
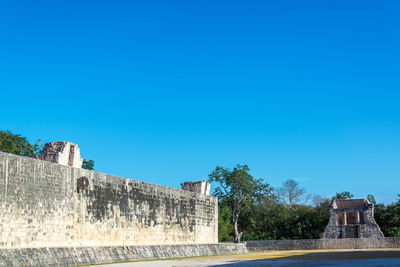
95 249 400 267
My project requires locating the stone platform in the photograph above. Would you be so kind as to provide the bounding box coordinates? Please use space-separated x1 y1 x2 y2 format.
0 243 248 267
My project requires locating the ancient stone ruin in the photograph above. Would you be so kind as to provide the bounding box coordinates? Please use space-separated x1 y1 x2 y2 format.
181 180 211 195
39 141 83 168
0 148 227 265
0 147 218 249
323 198 384 238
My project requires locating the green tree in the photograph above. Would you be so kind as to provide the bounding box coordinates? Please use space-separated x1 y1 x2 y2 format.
218 205 234 242
0 130 42 157
334 191 354 200
375 195 400 237
242 194 287 240
312 195 329 207
278 179 306 208
208 164 272 243
82 159 95 170
367 194 377 205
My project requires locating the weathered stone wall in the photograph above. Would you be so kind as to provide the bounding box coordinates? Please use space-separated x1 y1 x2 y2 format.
0 152 218 248
246 238 400 251
0 243 248 267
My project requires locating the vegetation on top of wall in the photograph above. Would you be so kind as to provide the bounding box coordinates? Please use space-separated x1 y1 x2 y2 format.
0 130 42 157
82 159 95 170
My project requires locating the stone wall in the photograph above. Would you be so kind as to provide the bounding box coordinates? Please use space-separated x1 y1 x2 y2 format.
0 243 248 267
245 238 400 251
0 152 218 248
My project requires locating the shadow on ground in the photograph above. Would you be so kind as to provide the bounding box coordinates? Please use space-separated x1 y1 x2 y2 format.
206 250 400 267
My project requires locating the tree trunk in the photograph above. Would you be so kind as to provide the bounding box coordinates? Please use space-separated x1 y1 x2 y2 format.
232 217 243 243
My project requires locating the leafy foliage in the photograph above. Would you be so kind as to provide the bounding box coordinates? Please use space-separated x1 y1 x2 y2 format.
208 164 272 243
278 179 307 207
0 130 42 157
82 159 95 170
218 205 234 242
236 195 330 241
367 194 377 205
213 183 400 241
333 191 354 200
375 195 400 237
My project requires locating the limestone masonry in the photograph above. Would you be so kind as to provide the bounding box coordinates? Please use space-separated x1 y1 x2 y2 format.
323 198 384 238
181 181 211 195
39 141 83 168
246 238 400 251
0 244 248 267
0 151 218 248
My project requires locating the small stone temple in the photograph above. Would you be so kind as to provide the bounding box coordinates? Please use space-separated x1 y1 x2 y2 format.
323 198 384 238
39 141 83 168
181 181 211 195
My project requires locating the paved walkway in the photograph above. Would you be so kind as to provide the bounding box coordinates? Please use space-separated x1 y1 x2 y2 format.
97 249 400 267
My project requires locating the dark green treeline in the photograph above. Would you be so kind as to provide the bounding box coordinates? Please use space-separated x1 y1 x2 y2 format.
217 190 400 242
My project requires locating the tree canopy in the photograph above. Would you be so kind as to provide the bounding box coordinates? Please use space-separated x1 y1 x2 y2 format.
367 194 377 205
278 179 307 207
334 191 354 200
208 164 272 243
0 130 42 157
82 159 95 170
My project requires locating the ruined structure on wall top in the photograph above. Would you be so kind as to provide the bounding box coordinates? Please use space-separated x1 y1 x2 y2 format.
181 181 210 195
39 141 83 168
323 198 384 239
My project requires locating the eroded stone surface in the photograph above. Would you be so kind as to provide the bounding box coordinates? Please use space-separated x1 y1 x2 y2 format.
181 181 210 195
0 243 248 267
0 152 218 248
39 141 83 168
322 199 384 239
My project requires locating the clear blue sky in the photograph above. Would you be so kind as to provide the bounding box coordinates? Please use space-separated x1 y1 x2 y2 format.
1 1 399 203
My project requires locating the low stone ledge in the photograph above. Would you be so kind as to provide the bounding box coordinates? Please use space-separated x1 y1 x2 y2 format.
245 237 400 251
0 243 248 267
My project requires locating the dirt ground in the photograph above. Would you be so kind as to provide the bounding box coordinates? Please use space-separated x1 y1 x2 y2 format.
94 249 400 267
